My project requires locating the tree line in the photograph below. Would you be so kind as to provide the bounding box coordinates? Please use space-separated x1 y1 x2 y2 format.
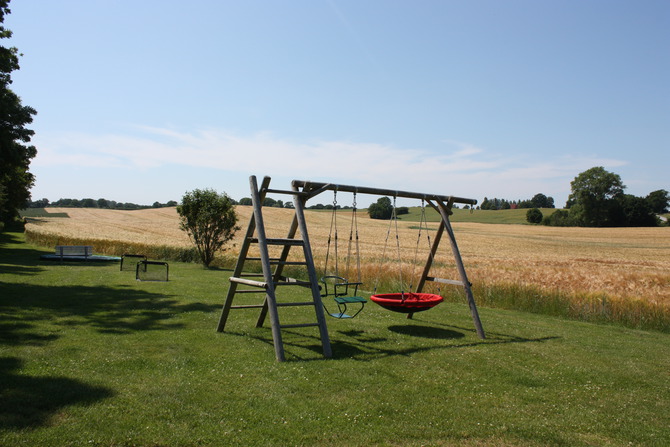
532 167 668 227
27 198 178 210
480 193 555 210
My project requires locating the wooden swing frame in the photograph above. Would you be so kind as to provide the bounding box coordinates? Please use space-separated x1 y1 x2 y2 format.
218 176 485 362
287 180 486 338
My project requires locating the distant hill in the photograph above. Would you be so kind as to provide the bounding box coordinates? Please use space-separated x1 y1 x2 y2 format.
399 207 560 225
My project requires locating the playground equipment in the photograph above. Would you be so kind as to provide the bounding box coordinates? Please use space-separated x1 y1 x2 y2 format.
120 254 147 271
320 190 366 319
369 196 444 314
136 260 169 281
217 175 485 361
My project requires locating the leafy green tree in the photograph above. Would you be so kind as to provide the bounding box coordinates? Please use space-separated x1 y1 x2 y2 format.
646 189 669 214
0 1 37 227
530 193 555 209
177 189 239 267
618 195 658 227
238 197 252 206
368 196 393 219
543 209 573 226
526 208 543 224
567 167 625 227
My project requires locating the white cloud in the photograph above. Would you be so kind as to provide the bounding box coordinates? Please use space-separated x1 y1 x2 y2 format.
31 126 629 206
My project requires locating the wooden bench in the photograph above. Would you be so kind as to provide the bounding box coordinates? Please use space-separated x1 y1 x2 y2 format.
55 245 94 261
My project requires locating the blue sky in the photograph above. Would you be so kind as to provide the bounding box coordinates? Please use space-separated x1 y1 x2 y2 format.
7 0 669 208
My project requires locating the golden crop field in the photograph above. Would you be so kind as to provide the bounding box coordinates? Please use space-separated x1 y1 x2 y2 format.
26 206 670 306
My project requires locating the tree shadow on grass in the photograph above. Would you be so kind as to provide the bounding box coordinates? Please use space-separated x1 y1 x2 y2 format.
0 282 220 344
221 323 560 362
0 232 47 276
0 357 115 430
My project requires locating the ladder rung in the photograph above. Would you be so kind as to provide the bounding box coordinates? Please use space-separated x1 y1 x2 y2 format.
229 277 268 288
280 323 320 329
234 290 268 294
249 238 304 246
238 273 265 277
275 280 312 287
244 257 307 266
276 302 316 307
426 277 465 286
273 261 308 266
231 304 265 309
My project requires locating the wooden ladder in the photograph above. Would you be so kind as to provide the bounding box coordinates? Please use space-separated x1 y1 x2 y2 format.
216 176 332 362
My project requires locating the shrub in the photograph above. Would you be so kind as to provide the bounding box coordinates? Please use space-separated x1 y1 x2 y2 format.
526 208 543 224
177 189 239 268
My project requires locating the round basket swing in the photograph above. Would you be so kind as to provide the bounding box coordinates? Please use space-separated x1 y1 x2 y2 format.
370 197 446 314
370 292 443 314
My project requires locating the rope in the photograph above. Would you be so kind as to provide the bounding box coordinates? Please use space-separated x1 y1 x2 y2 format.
392 195 404 296
324 189 338 276
373 197 395 295
409 198 427 292
345 191 360 282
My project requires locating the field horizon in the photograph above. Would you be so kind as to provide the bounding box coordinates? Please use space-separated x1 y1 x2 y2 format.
24 206 670 308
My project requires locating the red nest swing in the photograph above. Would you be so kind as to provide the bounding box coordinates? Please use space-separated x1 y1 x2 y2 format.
370 292 443 314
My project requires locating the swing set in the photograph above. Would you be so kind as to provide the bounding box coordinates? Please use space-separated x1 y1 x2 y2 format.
217 175 485 362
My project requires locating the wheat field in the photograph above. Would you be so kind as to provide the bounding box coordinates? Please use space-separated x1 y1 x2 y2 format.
25 206 670 306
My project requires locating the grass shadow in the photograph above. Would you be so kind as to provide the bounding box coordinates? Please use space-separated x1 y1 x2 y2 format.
222 322 560 362
0 232 47 276
388 324 466 339
0 282 220 344
0 357 115 430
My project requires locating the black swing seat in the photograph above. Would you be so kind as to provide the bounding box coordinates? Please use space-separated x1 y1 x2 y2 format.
320 276 367 319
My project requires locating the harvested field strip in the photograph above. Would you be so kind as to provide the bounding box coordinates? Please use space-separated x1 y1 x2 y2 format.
25 207 670 331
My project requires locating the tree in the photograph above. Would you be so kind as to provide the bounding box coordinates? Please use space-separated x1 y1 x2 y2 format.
618 195 658 227
567 167 625 227
0 1 37 227
177 189 239 267
543 209 572 226
646 189 669 214
368 196 393 219
526 208 543 224
238 197 252 206
530 193 555 209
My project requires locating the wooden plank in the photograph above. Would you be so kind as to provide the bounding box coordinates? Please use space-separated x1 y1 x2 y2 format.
248 237 304 246
229 277 268 288
217 176 271 332
426 277 465 286
291 180 477 206
435 198 486 339
249 175 286 361
292 182 332 359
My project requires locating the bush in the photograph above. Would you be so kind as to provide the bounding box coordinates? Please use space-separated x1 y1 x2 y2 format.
543 209 572 226
526 208 543 224
177 189 239 267
368 197 393 220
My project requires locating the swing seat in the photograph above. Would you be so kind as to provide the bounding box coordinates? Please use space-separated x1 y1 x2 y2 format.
370 293 443 313
321 276 367 319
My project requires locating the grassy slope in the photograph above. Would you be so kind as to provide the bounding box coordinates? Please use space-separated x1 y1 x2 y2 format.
399 207 559 224
1 232 669 446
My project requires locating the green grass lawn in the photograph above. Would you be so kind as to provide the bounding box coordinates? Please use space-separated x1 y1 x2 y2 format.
1 231 669 446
